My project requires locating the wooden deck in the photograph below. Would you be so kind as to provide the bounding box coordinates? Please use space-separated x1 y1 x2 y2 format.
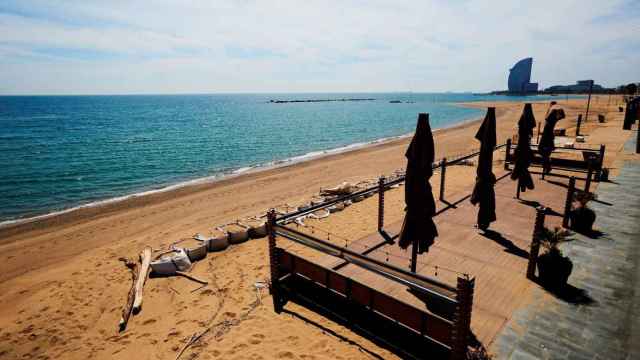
302 169 582 347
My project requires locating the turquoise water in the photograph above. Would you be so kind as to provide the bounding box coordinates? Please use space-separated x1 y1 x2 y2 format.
0 93 565 223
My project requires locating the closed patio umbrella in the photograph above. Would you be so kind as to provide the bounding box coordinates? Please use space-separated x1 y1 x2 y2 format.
398 113 438 273
510 103 536 198
470 107 497 230
538 108 566 174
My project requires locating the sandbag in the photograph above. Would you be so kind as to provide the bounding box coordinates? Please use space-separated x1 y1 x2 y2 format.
150 248 192 275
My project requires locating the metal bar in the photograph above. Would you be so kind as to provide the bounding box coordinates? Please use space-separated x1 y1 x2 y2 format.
528 143 601 152
444 143 506 166
274 224 459 300
439 157 447 201
504 138 511 170
377 176 385 231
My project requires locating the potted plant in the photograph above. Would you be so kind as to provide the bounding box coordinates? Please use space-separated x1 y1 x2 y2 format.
569 192 596 233
537 227 573 289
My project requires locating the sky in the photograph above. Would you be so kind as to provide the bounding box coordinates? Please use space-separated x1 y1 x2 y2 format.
0 0 638 95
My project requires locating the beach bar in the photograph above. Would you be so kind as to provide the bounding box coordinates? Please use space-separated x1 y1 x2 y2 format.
263 107 605 359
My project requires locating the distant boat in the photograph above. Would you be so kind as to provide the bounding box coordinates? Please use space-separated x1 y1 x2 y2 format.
389 100 402 103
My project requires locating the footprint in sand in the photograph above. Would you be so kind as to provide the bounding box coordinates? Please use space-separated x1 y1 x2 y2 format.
276 351 296 359
142 318 156 326
248 333 265 345
222 312 237 319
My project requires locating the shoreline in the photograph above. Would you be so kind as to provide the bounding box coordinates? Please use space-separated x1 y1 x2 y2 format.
0 111 484 234
0 96 623 360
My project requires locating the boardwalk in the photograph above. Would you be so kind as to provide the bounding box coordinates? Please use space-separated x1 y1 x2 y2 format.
492 137 640 359
288 167 588 348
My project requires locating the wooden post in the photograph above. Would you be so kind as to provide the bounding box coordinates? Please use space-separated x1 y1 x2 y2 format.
504 139 511 170
585 161 593 193
623 103 632 130
377 176 385 231
451 276 475 360
267 209 283 313
562 177 576 228
439 158 447 201
575 114 582 137
596 144 605 180
526 208 546 279
585 80 594 122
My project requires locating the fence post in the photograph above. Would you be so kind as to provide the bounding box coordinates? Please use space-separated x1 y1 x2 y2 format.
596 144 605 180
440 158 447 201
562 177 576 228
623 103 632 130
504 139 511 170
637 120 640 154
575 114 582 136
451 276 475 360
267 209 283 313
585 161 593 193
526 208 546 279
378 176 385 231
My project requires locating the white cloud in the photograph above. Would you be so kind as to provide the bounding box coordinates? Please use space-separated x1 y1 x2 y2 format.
0 0 638 94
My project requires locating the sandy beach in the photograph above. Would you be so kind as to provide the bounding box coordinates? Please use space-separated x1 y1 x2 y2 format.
0 96 630 359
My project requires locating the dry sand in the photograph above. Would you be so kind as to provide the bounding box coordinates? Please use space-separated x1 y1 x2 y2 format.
0 95 630 360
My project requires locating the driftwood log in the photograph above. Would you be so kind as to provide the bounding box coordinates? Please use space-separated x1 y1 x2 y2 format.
132 247 152 314
118 257 138 332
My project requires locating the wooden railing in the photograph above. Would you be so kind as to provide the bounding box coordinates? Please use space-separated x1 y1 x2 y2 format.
504 139 605 180
267 210 475 360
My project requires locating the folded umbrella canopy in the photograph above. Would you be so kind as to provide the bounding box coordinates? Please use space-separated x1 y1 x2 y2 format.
398 113 438 272
470 107 497 230
510 103 537 197
538 108 566 174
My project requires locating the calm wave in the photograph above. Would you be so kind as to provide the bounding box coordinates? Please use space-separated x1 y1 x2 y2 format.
0 93 566 223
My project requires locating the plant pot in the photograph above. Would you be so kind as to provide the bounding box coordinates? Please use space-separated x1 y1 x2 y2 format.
537 251 573 289
569 206 596 233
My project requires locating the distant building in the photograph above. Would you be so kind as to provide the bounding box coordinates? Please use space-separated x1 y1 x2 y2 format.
545 80 604 93
508 57 538 94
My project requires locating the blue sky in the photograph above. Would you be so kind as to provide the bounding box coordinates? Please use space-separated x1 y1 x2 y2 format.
0 0 638 95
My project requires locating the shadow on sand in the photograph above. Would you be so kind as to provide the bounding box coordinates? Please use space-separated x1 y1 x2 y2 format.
281 309 387 360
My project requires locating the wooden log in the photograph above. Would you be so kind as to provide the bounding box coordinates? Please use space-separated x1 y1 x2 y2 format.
132 247 152 314
118 257 138 332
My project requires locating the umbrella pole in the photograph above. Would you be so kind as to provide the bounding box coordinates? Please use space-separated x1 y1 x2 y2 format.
516 179 521 199
410 239 418 273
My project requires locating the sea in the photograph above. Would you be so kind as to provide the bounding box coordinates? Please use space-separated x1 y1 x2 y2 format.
0 93 567 224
